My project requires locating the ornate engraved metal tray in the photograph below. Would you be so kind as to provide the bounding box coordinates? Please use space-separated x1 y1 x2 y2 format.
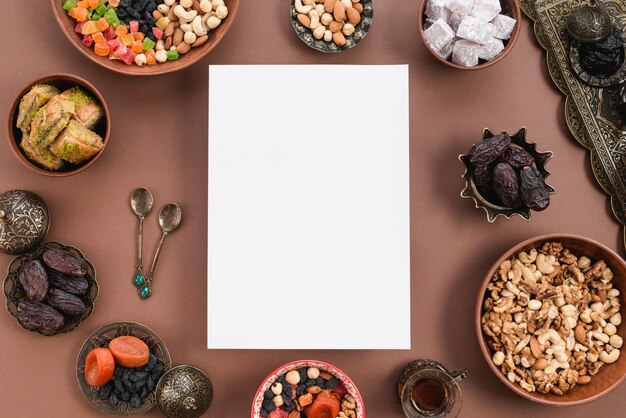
519 0 626 250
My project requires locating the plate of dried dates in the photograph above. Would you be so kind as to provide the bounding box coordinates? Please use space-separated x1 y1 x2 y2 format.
76 322 172 416
3 241 98 336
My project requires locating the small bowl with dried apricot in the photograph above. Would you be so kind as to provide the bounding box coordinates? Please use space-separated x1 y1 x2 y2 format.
76 321 171 415
251 360 365 418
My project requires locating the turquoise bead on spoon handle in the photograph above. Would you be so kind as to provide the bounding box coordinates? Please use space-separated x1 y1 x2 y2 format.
130 188 154 290
140 203 182 299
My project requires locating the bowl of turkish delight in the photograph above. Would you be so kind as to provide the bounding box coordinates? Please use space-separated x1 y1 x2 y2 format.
418 0 520 69
251 360 365 418
7 73 110 177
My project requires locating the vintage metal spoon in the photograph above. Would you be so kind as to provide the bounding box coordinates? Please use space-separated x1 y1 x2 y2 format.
139 204 182 299
131 188 154 291
567 0 612 43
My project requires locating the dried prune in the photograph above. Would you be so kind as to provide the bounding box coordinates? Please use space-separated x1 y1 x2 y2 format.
520 166 550 211
497 146 534 168
469 134 511 167
473 165 492 189
493 163 521 207
18 260 49 302
42 249 88 277
17 299 64 332
48 270 88 295
47 288 86 316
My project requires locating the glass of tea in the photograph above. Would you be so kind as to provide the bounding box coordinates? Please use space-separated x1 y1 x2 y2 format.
397 359 468 418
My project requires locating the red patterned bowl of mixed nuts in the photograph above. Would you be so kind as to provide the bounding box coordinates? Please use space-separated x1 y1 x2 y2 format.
475 234 626 406
251 360 365 418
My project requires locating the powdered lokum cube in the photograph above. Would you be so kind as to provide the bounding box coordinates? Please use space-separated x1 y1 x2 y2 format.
470 0 501 22
452 39 481 67
478 37 504 61
448 13 464 33
457 15 493 44
426 0 452 21
445 0 474 16
437 41 455 60
423 18 455 52
491 14 517 40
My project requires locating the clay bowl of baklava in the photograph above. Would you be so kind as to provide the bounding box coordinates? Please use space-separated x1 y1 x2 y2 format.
8 74 110 177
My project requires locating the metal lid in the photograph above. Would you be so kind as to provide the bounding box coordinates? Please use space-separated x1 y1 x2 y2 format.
0 190 49 255
567 0 612 43
156 365 213 418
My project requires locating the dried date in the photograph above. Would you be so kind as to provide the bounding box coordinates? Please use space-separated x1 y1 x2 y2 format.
470 134 511 167
47 288 86 316
497 146 534 168
17 299 65 332
18 260 49 302
493 163 521 207
48 270 88 295
520 166 550 211
473 165 492 189
43 249 88 277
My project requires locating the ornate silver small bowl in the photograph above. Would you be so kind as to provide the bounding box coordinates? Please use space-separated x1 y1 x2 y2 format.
156 365 213 418
459 127 555 222
290 0 373 53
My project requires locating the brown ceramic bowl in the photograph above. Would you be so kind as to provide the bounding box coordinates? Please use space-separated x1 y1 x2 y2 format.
475 234 626 406
50 0 240 76
7 73 110 177
418 0 521 70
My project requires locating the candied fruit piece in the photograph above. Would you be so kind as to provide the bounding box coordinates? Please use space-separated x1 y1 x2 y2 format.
77 1 89 8
142 38 156 51
75 21 85 34
108 0 120 6
115 25 128 37
152 27 163 40
69 6 88 21
132 40 143 53
87 0 99 8
96 17 109 31
94 42 110 56
129 21 139 33
92 32 105 43
121 50 137 65
134 32 145 42
114 44 128 57
63 0 78 11
82 34 93 47
146 50 157 65
121 33 135 46
107 38 121 51
103 26 116 41
81 20 99 35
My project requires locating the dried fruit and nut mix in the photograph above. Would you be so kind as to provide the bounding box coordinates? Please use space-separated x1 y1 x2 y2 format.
16 84 105 171
16 249 91 332
260 367 358 418
422 0 517 67
294 0 364 46
84 335 166 409
467 133 550 211
64 0 229 66
481 242 623 395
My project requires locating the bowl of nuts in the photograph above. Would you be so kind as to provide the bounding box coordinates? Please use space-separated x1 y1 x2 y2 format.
291 0 373 53
460 127 554 222
418 0 520 69
51 0 240 75
476 234 626 406
251 360 365 417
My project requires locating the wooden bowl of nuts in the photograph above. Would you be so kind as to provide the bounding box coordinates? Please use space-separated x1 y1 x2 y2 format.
251 360 365 417
418 0 521 69
475 234 626 406
291 0 373 53
50 0 240 76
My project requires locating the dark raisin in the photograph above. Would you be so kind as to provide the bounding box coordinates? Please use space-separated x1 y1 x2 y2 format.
296 385 307 396
99 383 112 400
260 408 269 418
299 368 307 382
264 389 274 400
110 393 120 407
114 378 125 394
283 384 292 398
493 163 521 207
131 394 142 408
326 377 339 389
469 134 511 167
262 399 276 412
315 378 326 389
130 372 148 383
305 379 316 388
121 390 131 402
520 166 550 211
146 375 155 391
140 386 148 399
281 395 293 411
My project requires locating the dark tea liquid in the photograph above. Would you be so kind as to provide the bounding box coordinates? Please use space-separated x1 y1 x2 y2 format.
410 377 449 414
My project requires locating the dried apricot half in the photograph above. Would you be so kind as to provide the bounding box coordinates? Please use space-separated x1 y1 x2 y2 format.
109 336 150 368
84 347 115 387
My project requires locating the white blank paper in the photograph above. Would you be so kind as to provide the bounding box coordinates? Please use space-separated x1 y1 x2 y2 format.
208 65 410 349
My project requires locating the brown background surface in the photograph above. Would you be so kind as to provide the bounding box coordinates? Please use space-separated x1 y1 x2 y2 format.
0 1 624 417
